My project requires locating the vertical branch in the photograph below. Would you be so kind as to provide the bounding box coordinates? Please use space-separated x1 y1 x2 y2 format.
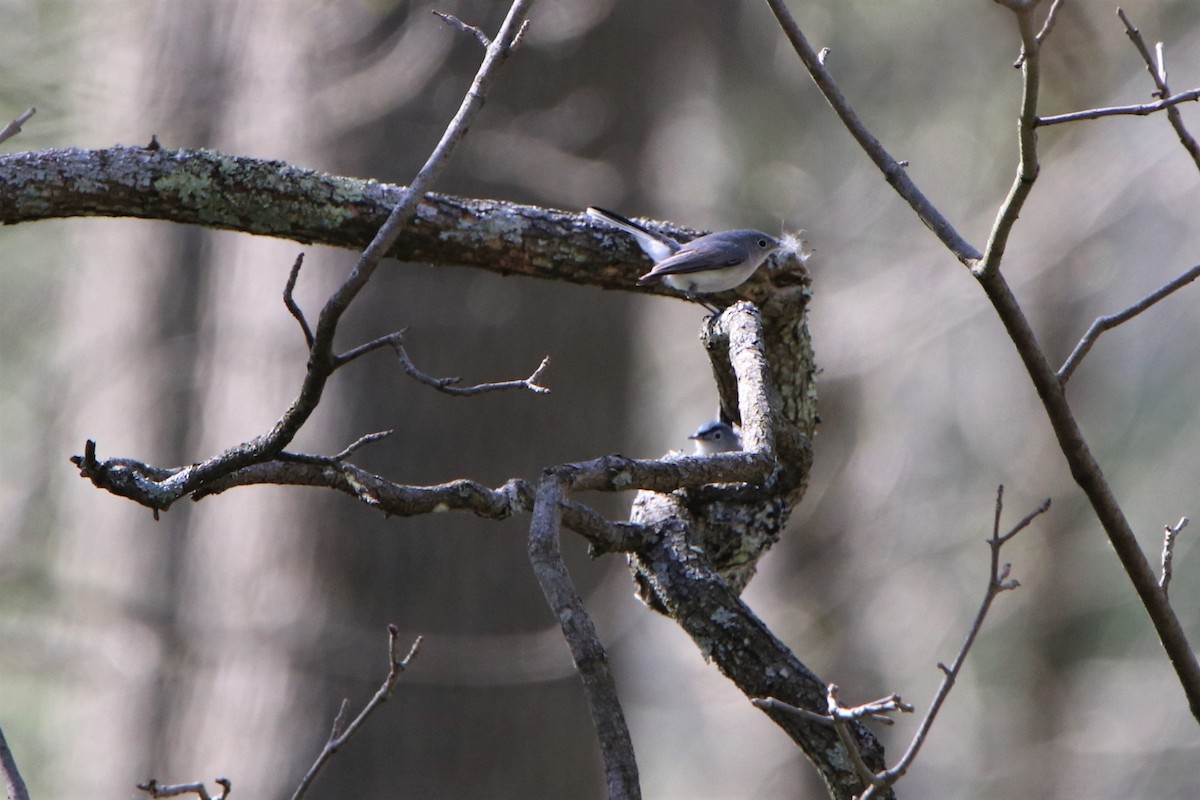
768 0 1200 722
0 723 30 800
1117 8 1200 170
977 272 1200 720
528 471 640 800
978 4 1041 278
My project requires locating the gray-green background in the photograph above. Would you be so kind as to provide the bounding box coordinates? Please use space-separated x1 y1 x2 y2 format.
1 1 1198 797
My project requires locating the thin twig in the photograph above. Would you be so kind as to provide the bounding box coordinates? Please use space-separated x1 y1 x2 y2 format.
290 627 422 800
0 723 31 800
755 692 907 727
0 107 35 146
1037 88 1200 126
1117 8 1200 170
136 778 231 800
283 253 314 348
1016 0 1065 67
333 331 405 368
764 490 1045 799
331 430 394 461
1057 262 1200 382
864 488 1048 795
1035 0 1065 44
750 696 836 726
72 0 536 509
528 472 641 800
827 685 908 789
763 0 980 267
432 10 491 47
393 343 551 396
1160 517 1188 598
978 269 1200 721
978 4 1041 278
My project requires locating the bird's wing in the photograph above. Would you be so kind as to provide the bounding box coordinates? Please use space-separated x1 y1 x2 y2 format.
640 242 747 278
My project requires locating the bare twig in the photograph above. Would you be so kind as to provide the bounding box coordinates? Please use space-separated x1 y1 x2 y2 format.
826 686 912 789
770 0 1200 722
763 0 980 267
1117 8 1200 170
979 4 1041 278
335 329 551 394
0 723 30 800
753 691 910 728
751 696 836 726
291 627 422 800
529 473 640 800
1161 517 1188 598
760 490 1044 798
1037 88 1200 126
850 489 1050 798
1034 0 1064 44
432 10 491 47
1058 262 1200 382
72 0 537 510
333 331 405 368
137 778 231 800
283 253 315 348
977 269 1200 719
330 430 394 461
1016 0 1065 67
0 107 35 146
393 342 551 396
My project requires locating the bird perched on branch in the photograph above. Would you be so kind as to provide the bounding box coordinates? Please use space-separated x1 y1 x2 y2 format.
587 206 785 308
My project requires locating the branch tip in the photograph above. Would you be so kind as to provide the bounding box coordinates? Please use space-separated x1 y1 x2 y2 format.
284 252 314 348
432 10 491 47
0 107 36 146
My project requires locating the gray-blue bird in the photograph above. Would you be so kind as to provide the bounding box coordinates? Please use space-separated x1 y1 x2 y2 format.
689 420 743 455
587 207 783 300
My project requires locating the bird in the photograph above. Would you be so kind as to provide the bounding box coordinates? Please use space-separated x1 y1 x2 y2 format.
587 207 783 307
689 420 743 455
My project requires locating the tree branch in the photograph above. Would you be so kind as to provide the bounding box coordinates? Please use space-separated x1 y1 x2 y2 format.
1058 262 1200 382
978 2 1041 278
1160 517 1188 599
770 0 1200 723
1118 7 1200 171
137 778 230 800
392 341 551 396
528 473 640 800
0 145 735 296
291 628 422 800
283 252 315 348
866 489 1049 795
1036 88 1200 126
977 267 1200 719
0 107 35 147
68 0 536 510
0 722 30 800
763 0 980 267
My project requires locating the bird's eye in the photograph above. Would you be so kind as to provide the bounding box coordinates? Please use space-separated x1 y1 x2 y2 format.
758 239 769 247
713 432 723 440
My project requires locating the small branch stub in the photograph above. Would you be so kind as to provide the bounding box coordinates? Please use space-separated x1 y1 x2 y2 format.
1160 517 1188 598
0 107 35 146
290 627 422 800
136 778 231 800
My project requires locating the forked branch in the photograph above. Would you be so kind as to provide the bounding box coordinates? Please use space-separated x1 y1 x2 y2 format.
290 628 422 800
71 0 538 511
768 0 1200 722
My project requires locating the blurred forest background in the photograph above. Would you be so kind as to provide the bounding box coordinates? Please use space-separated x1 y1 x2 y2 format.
2 1 1199 798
